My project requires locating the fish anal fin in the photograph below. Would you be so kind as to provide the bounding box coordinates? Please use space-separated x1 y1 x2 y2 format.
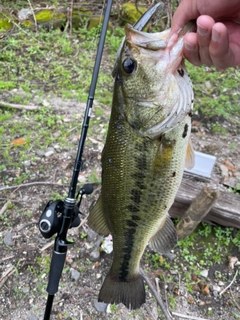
99 273 145 310
149 215 177 254
88 195 110 236
185 138 195 170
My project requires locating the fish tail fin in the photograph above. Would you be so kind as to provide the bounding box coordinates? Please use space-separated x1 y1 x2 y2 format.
98 273 145 310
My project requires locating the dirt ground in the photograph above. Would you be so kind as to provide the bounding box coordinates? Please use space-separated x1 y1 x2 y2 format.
0 92 240 320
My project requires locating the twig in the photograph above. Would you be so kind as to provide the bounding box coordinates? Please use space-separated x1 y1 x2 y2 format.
53 299 64 306
140 268 173 320
0 200 11 215
40 240 54 252
165 0 172 29
171 312 208 320
79 310 83 320
0 255 15 263
0 266 15 289
176 187 220 240
230 287 240 311
0 198 25 203
219 269 239 296
70 0 74 35
1 11 41 44
0 100 40 111
0 181 68 191
162 274 170 314
27 0 38 31
144 304 158 320
155 277 160 296
17 221 38 231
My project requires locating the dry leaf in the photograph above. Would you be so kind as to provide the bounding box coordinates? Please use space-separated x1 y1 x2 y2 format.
173 287 180 295
187 296 195 304
199 282 210 295
65 256 71 263
11 137 27 147
191 274 199 282
228 256 239 270
192 120 200 127
191 284 199 292
224 159 237 172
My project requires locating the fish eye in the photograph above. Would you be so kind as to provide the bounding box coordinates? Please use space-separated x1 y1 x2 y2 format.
122 58 137 74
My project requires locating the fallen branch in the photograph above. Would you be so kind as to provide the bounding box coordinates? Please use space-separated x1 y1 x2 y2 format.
17 221 38 231
219 269 239 296
171 312 208 320
175 186 220 240
0 181 68 191
0 200 11 215
27 0 38 31
0 266 15 289
230 288 240 311
1 11 41 44
0 255 15 263
140 268 173 320
0 100 40 111
40 240 54 252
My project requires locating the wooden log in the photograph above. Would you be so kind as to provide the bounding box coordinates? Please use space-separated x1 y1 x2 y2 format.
176 187 220 239
169 174 240 229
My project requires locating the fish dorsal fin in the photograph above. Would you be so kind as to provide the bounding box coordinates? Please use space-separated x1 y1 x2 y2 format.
88 194 110 236
149 215 177 254
185 138 195 170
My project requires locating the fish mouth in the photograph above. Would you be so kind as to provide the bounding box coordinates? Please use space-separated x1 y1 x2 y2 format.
125 20 196 53
166 20 196 49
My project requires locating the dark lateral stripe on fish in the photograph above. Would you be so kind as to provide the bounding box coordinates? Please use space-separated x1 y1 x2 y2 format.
119 226 136 281
127 219 139 228
130 188 142 204
132 215 141 221
131 172 146 180
182 123 189 138
134 156 148 171
126 204 139 213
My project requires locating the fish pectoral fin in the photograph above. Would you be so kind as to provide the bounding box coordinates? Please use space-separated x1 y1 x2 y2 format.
88 194 110 236
185 138 195 170
148 215 177 254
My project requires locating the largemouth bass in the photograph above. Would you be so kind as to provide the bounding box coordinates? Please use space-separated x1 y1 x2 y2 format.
88 22 194 309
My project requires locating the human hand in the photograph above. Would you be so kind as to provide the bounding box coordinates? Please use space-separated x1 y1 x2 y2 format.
170 0 240 69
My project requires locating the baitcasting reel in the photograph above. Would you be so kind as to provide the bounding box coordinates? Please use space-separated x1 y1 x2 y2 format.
38 183 93 239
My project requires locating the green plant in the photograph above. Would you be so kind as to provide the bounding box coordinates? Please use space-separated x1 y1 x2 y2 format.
110 304 118 312
80 232 87 239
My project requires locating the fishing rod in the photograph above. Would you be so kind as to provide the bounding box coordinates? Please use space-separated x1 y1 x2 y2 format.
38 1 164 319
38 1 113 319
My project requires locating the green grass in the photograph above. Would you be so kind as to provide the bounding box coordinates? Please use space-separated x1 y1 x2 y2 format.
186 62 240 124
176 223 240 268
144 221 240 294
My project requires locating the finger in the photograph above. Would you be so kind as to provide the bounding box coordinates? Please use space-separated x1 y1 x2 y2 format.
183 33 202 66
170 0 197 35
196 16 215 66
209 23 235 69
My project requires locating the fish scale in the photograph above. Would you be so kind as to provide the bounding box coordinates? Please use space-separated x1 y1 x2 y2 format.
88 22 194 309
